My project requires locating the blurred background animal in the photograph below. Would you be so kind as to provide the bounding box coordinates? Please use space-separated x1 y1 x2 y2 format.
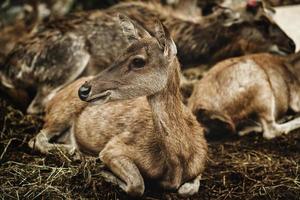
0 0 295 114
0 0 75 62
188 51 300 139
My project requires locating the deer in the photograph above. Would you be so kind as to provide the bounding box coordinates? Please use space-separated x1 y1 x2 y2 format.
0 0 295 114
108 0 295 65
28 15 207 197
188 51 300 139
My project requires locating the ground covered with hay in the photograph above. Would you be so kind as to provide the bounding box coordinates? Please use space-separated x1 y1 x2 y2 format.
0 95 299 200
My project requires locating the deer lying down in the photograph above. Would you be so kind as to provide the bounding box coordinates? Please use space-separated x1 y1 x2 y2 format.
28 15 207 197
188 52 300 139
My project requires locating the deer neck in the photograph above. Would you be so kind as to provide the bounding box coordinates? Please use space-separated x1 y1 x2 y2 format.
147 58 188 137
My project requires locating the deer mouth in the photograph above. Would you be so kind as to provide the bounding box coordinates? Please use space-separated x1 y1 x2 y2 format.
278 47 295 54
269 45 292 56
87 90 112 103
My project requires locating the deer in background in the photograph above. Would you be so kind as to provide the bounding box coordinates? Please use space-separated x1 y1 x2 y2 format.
109 0 295 66
188 51 300 139
0 0 294 114
28 15 207 197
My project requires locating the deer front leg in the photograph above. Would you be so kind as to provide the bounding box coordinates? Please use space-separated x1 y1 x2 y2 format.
276 116 300 134
28 129 76 156
99 142 145 197
238 125 262 136
159 159 182 191
99 170 127 191
256 94 300 139
261 116 300 139
178 175 201 197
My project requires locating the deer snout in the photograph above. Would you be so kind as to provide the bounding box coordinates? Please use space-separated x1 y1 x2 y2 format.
279 39 296 54
288 40 296 53
78 82 91 101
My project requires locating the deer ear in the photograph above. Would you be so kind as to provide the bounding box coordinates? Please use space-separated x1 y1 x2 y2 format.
118 14 151 43
118 14 139 43
153 20 177 58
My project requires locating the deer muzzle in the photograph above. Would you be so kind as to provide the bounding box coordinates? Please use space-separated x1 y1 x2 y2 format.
78 80 114 103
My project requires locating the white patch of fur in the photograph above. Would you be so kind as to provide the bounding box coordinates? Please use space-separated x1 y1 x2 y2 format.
67 48 90 84
167 39 177 57
0 73 14 88
269 45 286 55
44 86 61 103
16 71 23 79
238 125 262 136
30 54 39 69
69 123 79 150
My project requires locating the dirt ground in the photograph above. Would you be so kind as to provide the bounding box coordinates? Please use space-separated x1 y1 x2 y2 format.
0 94 299 200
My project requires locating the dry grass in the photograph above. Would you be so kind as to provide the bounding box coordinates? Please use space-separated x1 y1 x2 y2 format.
0 96 299 200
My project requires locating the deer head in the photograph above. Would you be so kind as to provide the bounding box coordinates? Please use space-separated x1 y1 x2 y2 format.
222 0 295 54
78 14 177 103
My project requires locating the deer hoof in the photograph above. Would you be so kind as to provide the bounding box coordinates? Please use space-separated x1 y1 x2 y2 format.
178 181 199 197
126 182 145 197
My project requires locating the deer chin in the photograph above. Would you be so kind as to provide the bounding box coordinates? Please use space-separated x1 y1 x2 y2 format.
87 90 112 104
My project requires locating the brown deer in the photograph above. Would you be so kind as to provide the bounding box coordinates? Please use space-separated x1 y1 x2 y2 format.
28 15 207 197
188 51 300 139
1 0 294 114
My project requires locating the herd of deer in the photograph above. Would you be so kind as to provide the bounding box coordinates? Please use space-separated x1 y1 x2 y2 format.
1 0 300 197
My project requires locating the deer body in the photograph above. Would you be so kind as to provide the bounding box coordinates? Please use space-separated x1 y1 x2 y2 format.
1 1 295 114
188 52 300 139
29 15 207 197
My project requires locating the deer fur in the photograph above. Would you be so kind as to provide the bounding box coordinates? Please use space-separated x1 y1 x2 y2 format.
29 15 207 197
188 51 300 139
1 0 295 114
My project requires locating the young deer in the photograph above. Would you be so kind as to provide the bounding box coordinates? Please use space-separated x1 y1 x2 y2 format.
29 15 207 197
1 0 295 114
188 51 300 139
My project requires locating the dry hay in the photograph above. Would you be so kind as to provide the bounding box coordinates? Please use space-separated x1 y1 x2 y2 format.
0 95 299 200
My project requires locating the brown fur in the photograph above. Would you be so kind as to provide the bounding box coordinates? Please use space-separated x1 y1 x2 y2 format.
188 52 300 139
29 16 207 197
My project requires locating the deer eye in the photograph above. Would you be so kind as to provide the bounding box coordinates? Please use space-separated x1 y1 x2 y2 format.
130 57 146 69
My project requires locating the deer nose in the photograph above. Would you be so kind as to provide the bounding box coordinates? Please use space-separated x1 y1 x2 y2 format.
289 40 296 52
78 84 91 101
